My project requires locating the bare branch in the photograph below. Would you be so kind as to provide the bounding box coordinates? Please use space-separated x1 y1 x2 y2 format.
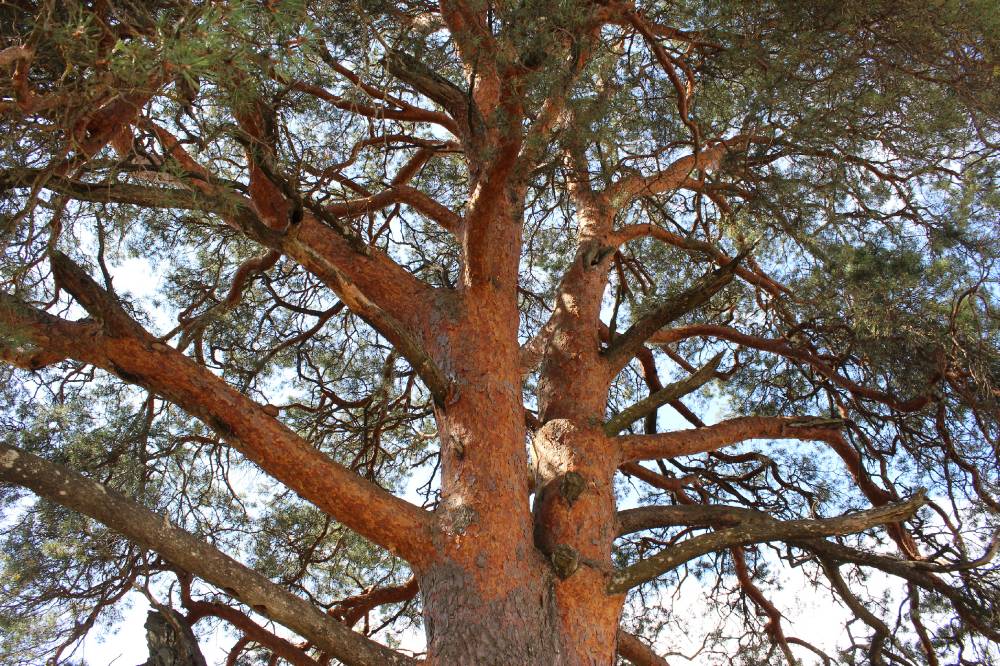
0 442 415 666
331 577 419 629
605 353 723 435
607 491 926 593
618 415 845 463
326 184 462 233
610 225 789 298
286 79 459 134
185 598 319 666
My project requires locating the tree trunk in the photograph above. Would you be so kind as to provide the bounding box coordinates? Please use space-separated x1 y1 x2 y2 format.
141 608 208 666
415 192 625 664
418 412 625 664
421 327 624 664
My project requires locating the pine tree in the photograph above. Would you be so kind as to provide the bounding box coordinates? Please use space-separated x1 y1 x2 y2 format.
1 1 998 663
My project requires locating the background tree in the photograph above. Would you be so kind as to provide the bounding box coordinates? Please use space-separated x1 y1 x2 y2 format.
1 0 998 664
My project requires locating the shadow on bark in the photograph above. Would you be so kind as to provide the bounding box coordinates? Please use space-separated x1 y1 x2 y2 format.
140 608 207 666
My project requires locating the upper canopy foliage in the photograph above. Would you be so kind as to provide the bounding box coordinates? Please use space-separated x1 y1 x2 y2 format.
0 0 998 664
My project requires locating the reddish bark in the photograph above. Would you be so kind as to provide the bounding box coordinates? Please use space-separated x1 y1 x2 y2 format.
1 4 978 663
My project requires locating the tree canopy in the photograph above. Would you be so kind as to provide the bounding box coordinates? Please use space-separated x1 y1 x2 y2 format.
1 0 998 664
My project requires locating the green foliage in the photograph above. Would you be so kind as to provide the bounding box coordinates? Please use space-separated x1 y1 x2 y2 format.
0 0 997 662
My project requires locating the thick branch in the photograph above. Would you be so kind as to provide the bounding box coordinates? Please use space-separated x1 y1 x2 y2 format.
618 415 845 463
0 170 454 404
618 630 671 666
605 353 722 435
617 410 917 555
0 442 414 666
607 146 725 205
617 503 766 537
2 261 437 566
287 80 458 134
607 491 926 593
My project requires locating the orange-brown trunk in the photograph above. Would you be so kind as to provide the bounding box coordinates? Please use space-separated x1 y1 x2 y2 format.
418 197 624 664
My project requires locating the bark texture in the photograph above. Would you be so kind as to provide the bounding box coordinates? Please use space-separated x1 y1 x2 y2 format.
142 609 208 666
2 2 994 664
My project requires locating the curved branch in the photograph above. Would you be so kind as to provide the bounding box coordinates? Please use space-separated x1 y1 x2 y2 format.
607 491 926 593
0 442 414 666
186 599 319 666
617 503 764 537
384 50 482 147
287 79 459 135
606 136 764 206
2 260 437 567
819 557 893 665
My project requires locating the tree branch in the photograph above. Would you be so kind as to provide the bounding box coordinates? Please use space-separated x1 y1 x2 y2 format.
648 324 932 412
286 79 459 135
605 136 764 206
0 442 414 666
610 224 788 298
604 352 722 435
185 599 319 666
603 257 742 374
326 184 462 233
798 538 1000 642
2 258 437 567
617 503 766 537
384 50 482 147
330 577 419 629
618 630 671 666
618 415 845 463
0 169 455 405
607 491 926 593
